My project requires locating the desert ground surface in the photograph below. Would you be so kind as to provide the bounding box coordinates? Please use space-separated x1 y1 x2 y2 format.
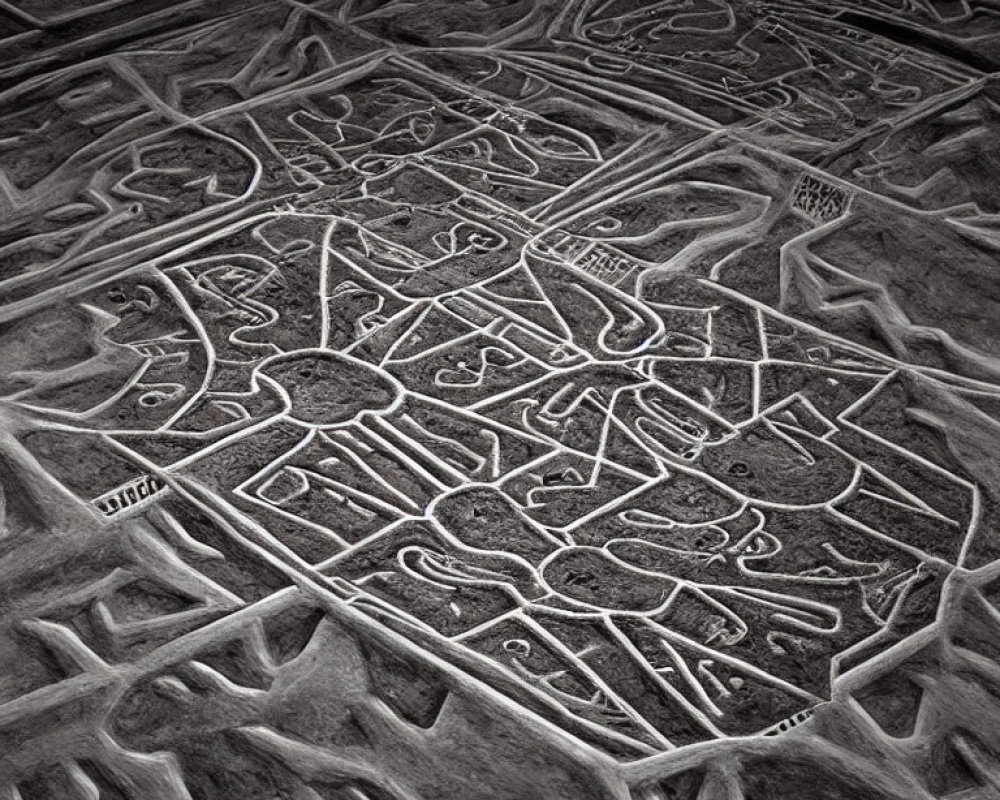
2 1 1000 798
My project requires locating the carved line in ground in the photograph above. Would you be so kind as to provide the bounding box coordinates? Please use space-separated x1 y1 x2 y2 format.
80 375 972 604
0 290 944 732
78 362 916 712
0 122 265 296
704 279 1000 394
13 203 984 532
145 396 932 676
19 230 968 568
3 111 988 756
0 1 984 768
109 439 648 762
568 0 979 87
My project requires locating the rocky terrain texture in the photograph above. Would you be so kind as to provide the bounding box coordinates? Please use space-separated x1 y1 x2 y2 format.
2 1 1000 798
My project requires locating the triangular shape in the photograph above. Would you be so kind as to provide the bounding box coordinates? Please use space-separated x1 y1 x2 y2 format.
387 303 478 361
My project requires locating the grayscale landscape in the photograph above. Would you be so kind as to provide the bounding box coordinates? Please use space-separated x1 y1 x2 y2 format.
1 1 1000 798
